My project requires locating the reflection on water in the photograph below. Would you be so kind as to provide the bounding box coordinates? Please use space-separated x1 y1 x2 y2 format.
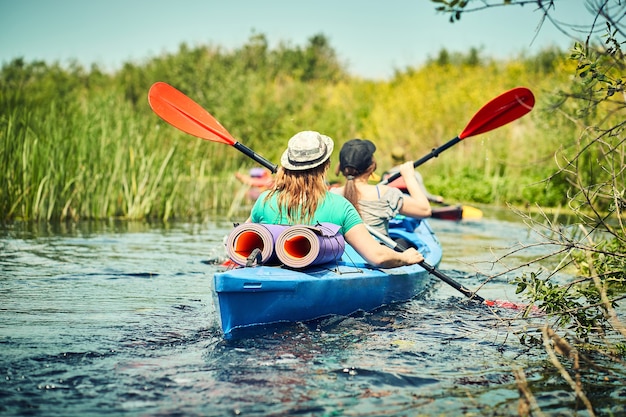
0 213 624 416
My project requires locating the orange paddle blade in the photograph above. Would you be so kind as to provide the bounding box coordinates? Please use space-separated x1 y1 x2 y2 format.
148 82 236 145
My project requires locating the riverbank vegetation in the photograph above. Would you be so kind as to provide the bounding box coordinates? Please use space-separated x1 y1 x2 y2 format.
2 33 580 222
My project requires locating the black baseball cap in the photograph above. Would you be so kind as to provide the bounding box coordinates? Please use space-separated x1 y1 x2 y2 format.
339 139 376 173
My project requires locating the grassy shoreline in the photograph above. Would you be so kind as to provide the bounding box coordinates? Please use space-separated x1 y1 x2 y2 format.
0 41 605 222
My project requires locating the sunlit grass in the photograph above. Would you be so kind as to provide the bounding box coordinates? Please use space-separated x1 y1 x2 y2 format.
1 46 594 222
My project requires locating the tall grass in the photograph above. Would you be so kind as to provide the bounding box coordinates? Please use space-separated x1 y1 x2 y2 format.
0 39 592 222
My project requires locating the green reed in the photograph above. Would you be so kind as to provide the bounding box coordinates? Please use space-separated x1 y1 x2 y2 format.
0 42 596 222
2 87 229 221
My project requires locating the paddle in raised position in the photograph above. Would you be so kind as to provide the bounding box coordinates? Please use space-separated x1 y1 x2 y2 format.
380 87 535 185
148 82 278 173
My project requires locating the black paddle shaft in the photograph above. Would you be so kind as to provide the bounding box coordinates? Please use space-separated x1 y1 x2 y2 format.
233 142 278 173
418 261 485 303
392 235 486 304
380 137 462 185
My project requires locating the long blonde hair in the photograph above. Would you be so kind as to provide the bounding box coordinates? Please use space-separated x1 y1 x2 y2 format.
265 159 330 223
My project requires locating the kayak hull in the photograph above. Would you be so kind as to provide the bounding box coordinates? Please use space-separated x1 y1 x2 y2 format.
213 219 442 339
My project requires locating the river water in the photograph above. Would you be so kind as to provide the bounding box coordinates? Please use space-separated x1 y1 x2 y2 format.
1 208 624 416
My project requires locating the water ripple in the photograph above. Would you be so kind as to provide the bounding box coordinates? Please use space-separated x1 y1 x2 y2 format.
1 219 624 417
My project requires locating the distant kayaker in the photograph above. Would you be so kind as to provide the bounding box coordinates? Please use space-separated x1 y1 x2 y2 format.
246 131 424 268
235 167 275 201
331 139 432 239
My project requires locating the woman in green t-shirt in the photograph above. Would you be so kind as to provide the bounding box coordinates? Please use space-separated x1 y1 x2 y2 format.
248 131 423 269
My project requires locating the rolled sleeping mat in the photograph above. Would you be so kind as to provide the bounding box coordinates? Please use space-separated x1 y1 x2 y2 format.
225 223 288 266
275 222 345 269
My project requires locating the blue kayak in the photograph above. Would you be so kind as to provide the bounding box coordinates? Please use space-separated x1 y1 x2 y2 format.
213 217 442 339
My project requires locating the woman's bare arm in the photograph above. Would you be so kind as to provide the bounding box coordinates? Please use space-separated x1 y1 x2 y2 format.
344 223 424 268
396 161 432 218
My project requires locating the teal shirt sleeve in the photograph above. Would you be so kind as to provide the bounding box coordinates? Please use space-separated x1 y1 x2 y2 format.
315 192 363 235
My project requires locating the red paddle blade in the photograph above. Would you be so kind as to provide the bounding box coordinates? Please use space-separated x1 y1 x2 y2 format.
459 87 535 140
148 82 236 145
484 299 541 313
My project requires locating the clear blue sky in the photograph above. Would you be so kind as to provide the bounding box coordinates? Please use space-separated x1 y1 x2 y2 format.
0 0 593 79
